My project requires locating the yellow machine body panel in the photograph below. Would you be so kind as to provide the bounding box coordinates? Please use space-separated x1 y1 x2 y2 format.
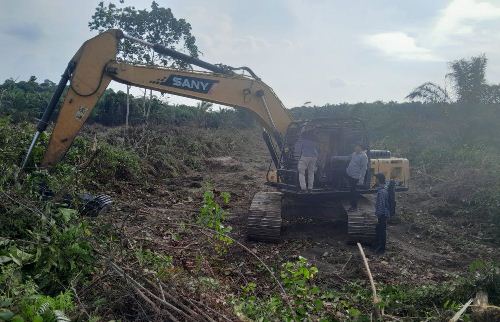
370 158 410 188
42 30 119 167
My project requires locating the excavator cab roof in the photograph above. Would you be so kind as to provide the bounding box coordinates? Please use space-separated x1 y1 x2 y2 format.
284 117 369 154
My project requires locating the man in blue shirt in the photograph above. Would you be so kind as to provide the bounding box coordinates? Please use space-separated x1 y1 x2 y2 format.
373 173 390 255
295 132 319 192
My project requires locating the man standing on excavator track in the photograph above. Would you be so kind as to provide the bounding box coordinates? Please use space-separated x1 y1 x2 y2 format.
346 143 368 211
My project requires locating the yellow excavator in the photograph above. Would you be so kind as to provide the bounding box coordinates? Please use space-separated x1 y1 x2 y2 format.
22 29 410 242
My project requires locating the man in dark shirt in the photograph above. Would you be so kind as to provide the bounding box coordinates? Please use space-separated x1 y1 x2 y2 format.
373 173 390 255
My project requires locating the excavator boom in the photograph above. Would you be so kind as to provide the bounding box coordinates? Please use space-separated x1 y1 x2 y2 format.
22 29 292 168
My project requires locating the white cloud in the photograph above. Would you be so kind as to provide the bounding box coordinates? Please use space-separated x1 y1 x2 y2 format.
183 5 297 61
433 0 500 42
365 32 439 61
329 78 347 88
364 1 500 61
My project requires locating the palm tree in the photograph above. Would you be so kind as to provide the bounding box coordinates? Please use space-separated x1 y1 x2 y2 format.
406 82 450 103
447 54 487 104
407 54 500 104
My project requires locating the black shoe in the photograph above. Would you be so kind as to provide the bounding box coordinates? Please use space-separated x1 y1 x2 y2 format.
347 207 357 212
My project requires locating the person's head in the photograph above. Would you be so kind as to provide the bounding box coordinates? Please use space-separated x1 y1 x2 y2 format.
374 173 386 186
354 143 364 153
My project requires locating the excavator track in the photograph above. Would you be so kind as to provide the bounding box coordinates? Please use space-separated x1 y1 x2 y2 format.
247 192 283 242
347 211 377 241
344 196 378 242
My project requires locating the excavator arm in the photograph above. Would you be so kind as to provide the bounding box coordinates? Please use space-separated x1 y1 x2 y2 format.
23 29 293 168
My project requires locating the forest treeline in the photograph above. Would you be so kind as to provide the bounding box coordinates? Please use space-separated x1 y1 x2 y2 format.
2 74 499 160
2 53 499 130
2 76 499 135
0 76 255 128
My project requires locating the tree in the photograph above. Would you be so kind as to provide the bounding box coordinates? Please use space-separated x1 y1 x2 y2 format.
89 1 199 124
406 82 450 104
407 54 500 104
447 54 487 104
89 1 198 66
482 84 500 104
0 77 57 122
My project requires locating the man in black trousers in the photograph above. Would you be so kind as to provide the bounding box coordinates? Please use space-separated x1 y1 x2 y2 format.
373 173 390 255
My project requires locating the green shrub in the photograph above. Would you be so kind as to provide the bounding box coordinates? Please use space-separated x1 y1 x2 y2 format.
0 118 96 319
0 264 75 321
234 256 352 321
234 258 499 321
198 188 232 254
135 247 173 279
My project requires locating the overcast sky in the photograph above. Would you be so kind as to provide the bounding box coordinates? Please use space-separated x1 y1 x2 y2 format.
1 0 500 107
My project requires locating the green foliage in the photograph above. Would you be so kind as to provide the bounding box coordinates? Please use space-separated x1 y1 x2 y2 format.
406 82 450 104
92 142 142 184
0 77 55 122
448 54 488 104
33 220 94 292
0 264 75 321
0 119 97 319
0 203 94 293
279 257 326 319
19 290 73 322
135 247 173 278
89 1 198 68
235 258 499 321
235 256 353 321
198 188 232 254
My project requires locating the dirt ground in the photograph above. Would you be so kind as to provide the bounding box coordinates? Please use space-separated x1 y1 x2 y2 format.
104 131 500 300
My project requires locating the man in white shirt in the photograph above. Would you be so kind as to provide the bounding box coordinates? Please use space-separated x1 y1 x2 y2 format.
345 143 368 211
295 133 319 192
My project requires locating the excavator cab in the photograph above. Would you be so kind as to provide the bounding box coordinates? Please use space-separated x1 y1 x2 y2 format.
279 118 370 193
265 118 409 195
248 118 410 242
